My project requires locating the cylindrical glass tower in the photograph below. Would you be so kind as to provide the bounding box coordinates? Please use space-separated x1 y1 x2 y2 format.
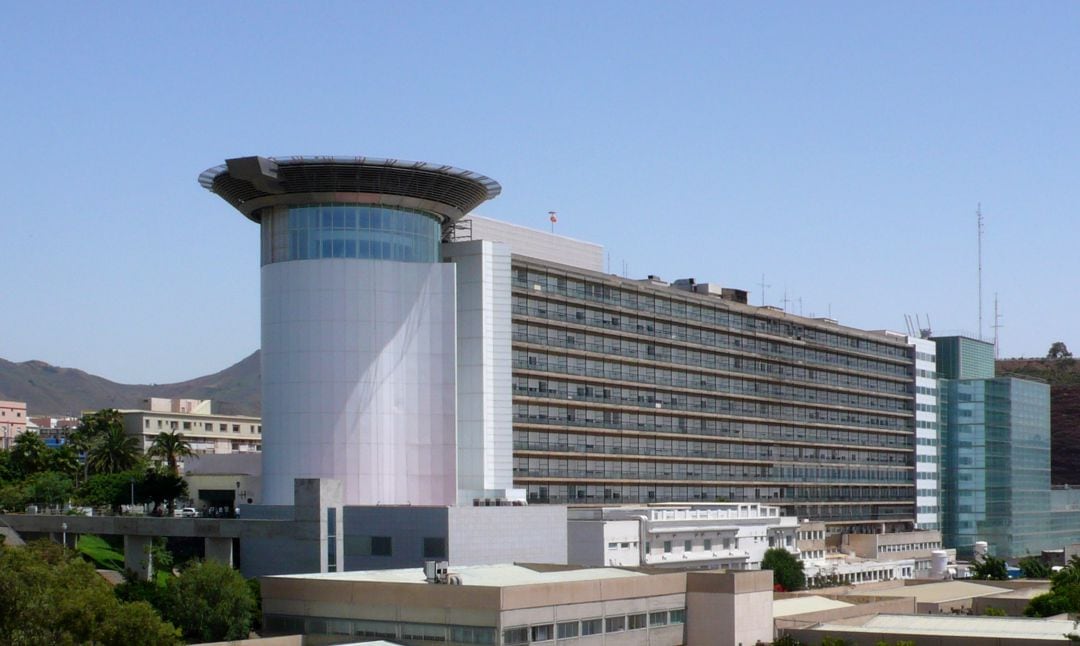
199 156 500 505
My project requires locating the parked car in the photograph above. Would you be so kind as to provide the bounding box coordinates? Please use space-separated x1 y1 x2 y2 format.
180 507 199 518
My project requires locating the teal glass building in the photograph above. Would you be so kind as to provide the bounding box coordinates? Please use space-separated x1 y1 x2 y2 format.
934 336 995 380
934 335 1065 557
938 375 1051 557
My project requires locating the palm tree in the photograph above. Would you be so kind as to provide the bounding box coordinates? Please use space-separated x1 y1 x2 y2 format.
86 426 140 475
72 408 125 482
147 431 194 476
11 431 49 477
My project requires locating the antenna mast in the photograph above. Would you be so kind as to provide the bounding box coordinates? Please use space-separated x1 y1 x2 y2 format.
992 293 1003 359
977 203 984 340
758 274 771 307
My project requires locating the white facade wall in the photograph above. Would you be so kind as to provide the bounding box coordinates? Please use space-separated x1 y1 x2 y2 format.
569 505 799 570
910 337 940 530
261 259 458 506
464 214 605 272
444 240 517 502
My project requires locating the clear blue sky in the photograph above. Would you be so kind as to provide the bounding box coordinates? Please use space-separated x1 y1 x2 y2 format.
2 2 1077 384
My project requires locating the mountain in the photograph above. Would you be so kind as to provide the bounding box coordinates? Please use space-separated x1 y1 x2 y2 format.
0 351 261 417
997 357 1080 485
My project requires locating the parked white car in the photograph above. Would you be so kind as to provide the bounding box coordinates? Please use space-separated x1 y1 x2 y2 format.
180 507 199 518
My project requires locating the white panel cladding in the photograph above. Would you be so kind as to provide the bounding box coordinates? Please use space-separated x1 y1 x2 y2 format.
909 336 940 530
261 258 457 506
445 240 514 500
463 214 604 272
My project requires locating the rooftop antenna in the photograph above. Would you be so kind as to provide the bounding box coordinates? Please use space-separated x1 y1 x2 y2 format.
549 211 557 234
781 287 791 312
904 314 915 337
992 293 1003 359
977 203 984 340
758 273 771 306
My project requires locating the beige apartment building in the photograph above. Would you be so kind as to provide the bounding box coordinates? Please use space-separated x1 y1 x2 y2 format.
0 400 28 449
120 398 261 467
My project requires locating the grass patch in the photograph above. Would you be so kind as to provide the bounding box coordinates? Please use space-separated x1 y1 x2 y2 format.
77 534 125 571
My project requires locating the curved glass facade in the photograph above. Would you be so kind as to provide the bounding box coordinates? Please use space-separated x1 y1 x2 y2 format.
261 204 441 265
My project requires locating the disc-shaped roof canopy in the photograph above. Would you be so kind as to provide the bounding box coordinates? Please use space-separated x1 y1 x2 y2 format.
199 156 501 222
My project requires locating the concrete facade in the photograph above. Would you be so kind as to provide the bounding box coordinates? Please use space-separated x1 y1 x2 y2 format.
119 398 261 468
0 400 27 450
260 258 458 507
259 564 769 646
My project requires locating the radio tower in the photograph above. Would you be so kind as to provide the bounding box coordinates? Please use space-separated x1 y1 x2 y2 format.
977 203 984 340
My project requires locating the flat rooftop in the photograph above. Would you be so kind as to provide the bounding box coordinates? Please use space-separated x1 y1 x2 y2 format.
810 614 1077 640
773 595 853 617
859 580 1009 603
267 564 647 587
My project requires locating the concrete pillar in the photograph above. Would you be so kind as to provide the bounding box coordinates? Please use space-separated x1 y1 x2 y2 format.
205 537 234 567
124 535 154 581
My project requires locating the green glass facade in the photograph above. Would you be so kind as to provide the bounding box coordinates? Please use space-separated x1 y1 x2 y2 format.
934 336 995 380
939 376 1051 557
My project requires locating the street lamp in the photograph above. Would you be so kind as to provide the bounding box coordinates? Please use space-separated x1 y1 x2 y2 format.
61 522 67 549
130 477 135 510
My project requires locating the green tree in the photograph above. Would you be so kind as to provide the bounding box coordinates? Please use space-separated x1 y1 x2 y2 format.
161 560 257 642
147 431 194 476
142 469 189 515
1019 556 1052 579
47 444 82 482
984 606 1007 616
1026 555 1080 618
1048 341 1073 360
0 539 181 645
0 481 29 511
73 409 126 481
87 425 141 475
761 547 806 591
11 431 49 477
24 471 74 507
971 554 1009 580
0 449 18 483
77 470 143 512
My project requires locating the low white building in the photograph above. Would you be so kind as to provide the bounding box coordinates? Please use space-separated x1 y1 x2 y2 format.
568 503 799 570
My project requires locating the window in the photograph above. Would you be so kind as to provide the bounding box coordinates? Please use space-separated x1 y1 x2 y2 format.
627 614 647 630
355 620 397 639
580 619 602 636
402 623 447 641
556 622 578 639
183 421 192 430
219 423 227 431
371 536 392 556
669 610 686 625
233 424 240 433
703 539 712 551
663 540 672 553
144 419 149 428
451 626 496 645
503 628 528 645
684 540 692 552
648 611 668 627
423 537 447 559
605 617 624 633
531 624 553 642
